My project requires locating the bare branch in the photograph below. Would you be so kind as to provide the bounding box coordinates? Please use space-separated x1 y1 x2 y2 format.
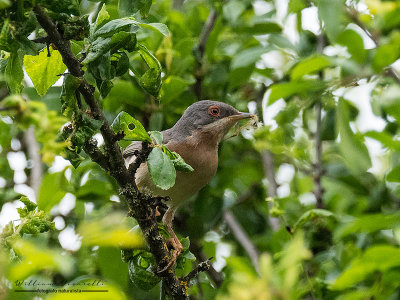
83 138 110 172
223 211 260 274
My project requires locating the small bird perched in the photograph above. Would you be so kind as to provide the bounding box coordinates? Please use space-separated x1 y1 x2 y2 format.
123 100 255 270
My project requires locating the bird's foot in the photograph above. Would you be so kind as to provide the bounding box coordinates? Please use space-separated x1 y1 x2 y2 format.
158 236 183 273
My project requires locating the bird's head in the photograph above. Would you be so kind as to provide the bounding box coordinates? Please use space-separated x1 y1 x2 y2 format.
170 100 256 144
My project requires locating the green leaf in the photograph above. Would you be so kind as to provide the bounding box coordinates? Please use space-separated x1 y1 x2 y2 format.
37 172 66 212
0 0 11 10
98 247 129 289
138 23 169 36
235 22 282 35
372 42 400 72
24 48 67 96
5 51 24 94
231 46 270 69
222 0 246 23
317 0 344 42
114 52 130 76
136 43 162 97
19 196 37 211
288 0 307 13
60 74 81 117
171 152 194 173
111 111 152 142
365 130 400 151
93 18 139 38
335 213 400 239
9 240 74 281
387 165 400 182
337 98 371 174
84 32 135 64
119 0 152 18
332 245 400 290
149 131 163 144
293 209 335 231
268 80 324 104
337 29 366 64
147 147 176 190
161 76 193 102
128 251 160 290
291 55 331 81
96 3 110 27
79 213 144 247
321 108 337 141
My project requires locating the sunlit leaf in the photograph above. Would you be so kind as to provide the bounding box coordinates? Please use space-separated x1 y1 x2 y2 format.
9 239 74 281
291 55 331 81
24 48 67 96
79 213 144 247
38 172 66 212
111 111 152 142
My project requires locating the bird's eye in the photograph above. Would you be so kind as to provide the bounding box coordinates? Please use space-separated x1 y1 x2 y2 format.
208 106 220 117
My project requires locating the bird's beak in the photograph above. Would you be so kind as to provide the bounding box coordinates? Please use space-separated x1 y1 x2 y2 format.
228 112 257 121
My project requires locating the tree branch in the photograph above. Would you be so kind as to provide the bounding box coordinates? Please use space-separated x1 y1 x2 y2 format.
223 211 259 274
261 151 281 230
193 8 218 100
314 34 325 209
23 126 42 197
314 101 324 209
182 258 212 283
33 5 191 298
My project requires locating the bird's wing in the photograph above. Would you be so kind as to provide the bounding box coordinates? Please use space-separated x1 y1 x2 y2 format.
123 141 142 167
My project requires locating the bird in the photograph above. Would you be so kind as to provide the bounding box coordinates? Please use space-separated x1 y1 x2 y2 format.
123 100 255 271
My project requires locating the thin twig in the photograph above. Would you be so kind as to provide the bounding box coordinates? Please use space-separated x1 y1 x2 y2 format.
182 258 212 283
314 101 324 209
314 34 325 209
189 240 224 288
193 8 218 100
261 151 281 230
223 211 259 274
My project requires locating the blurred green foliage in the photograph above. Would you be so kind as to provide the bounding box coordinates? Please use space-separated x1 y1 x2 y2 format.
1 0 400 299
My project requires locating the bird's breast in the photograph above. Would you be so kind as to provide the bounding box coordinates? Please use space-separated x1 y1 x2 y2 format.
135 137 218 209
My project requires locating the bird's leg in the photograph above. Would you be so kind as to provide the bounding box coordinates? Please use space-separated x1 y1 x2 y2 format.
159 207 183 272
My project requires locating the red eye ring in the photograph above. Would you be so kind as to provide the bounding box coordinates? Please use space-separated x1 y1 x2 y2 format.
208 105 220 117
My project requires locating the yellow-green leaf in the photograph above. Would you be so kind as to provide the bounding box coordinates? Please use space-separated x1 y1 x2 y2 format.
24 48 67 96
